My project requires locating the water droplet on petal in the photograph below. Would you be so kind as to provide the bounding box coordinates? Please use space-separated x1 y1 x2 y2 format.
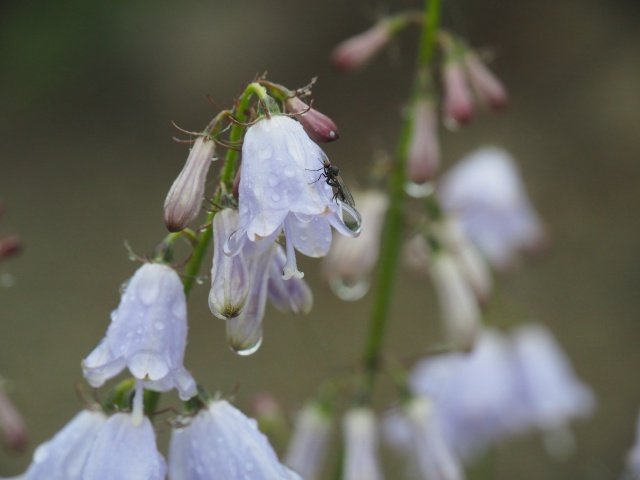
283 165 295 177
404 180 434 198
154 322 165 330
339 202 363 235
271 192 282 202
229 335 263 356
267 174 279 187
329 274 370 301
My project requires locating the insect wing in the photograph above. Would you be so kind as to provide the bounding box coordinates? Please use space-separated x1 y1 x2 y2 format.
335 175 356 207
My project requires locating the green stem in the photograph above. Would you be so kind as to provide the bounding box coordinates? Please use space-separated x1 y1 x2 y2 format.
358 0 442 402
181 83 263 295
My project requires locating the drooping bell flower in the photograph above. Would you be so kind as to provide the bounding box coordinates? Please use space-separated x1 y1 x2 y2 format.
407 99 440 186
331 21 393 72
1 409 106 480
225 115 361 281
82 263 196 400
342 408 384 480
439 147 546 271
168 399 301 480
284 402 333 480
383 395 464 480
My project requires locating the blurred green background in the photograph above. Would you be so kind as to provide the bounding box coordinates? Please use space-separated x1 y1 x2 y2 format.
1 0 639 478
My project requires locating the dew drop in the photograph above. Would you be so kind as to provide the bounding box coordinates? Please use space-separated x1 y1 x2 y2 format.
154 322 165 331
195 276 207 285
283 165 295 178
339 202 363 235
229 335 263 356
404 180 434 199
271 192 282 202
136 327 143 335
267 174 279 187
329 274 370 301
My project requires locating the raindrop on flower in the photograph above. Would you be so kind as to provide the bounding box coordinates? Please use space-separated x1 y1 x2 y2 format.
330 274 371 301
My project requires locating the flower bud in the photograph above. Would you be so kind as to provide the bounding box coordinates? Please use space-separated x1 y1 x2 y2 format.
163 136 215 232
285 402 333 480
464 53 508 110
209 209 250 319
428 253 481 351
342 408 383 480
434 217 493 305
286 96 339 143
442 60 475 128
331 21 392 72
407 99 440 184
0 234 22 260
0 389 27 452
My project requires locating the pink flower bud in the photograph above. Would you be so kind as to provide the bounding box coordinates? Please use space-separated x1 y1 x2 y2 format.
163 136 215 232
407 99 440 184
0 234 22 259
331 22 392 72
464 54 508 110
442 61 475 127
286 97 339 143
0 389 27 452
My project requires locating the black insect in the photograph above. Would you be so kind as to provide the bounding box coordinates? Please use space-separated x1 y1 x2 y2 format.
310 159 356 208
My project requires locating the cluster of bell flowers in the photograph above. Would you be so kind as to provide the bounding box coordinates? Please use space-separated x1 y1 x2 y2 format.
384 325 595 466
4 101 365 478
164 95 361 354
6 262 301 479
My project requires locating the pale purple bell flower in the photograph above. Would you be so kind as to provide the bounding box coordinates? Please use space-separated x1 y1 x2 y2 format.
463 53 508 111
83 412 166 480
225 238 277 355
209 209 250 320
168 399 301 480
410 330 523 461
164 136 216 232
82 263 197 400
268 245 313 314
342 408 384 480
439 147 546 271
1 410 106 480
427 252 481 352
383 396 464 480
284 402 333 480
510 323 595 433
224 115 361 281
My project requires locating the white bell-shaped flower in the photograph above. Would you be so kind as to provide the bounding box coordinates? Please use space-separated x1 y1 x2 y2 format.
225 115 361 280
2 410 106 480
83 412 166 480
82 263 196 400
284 402 332 480
439 147 545 271
342 408 384 480
168 399 301 480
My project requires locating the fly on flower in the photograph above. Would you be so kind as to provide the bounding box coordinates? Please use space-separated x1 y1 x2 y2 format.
310 158 356 208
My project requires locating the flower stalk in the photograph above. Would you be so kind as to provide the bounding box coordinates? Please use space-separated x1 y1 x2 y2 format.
359 0 442 402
